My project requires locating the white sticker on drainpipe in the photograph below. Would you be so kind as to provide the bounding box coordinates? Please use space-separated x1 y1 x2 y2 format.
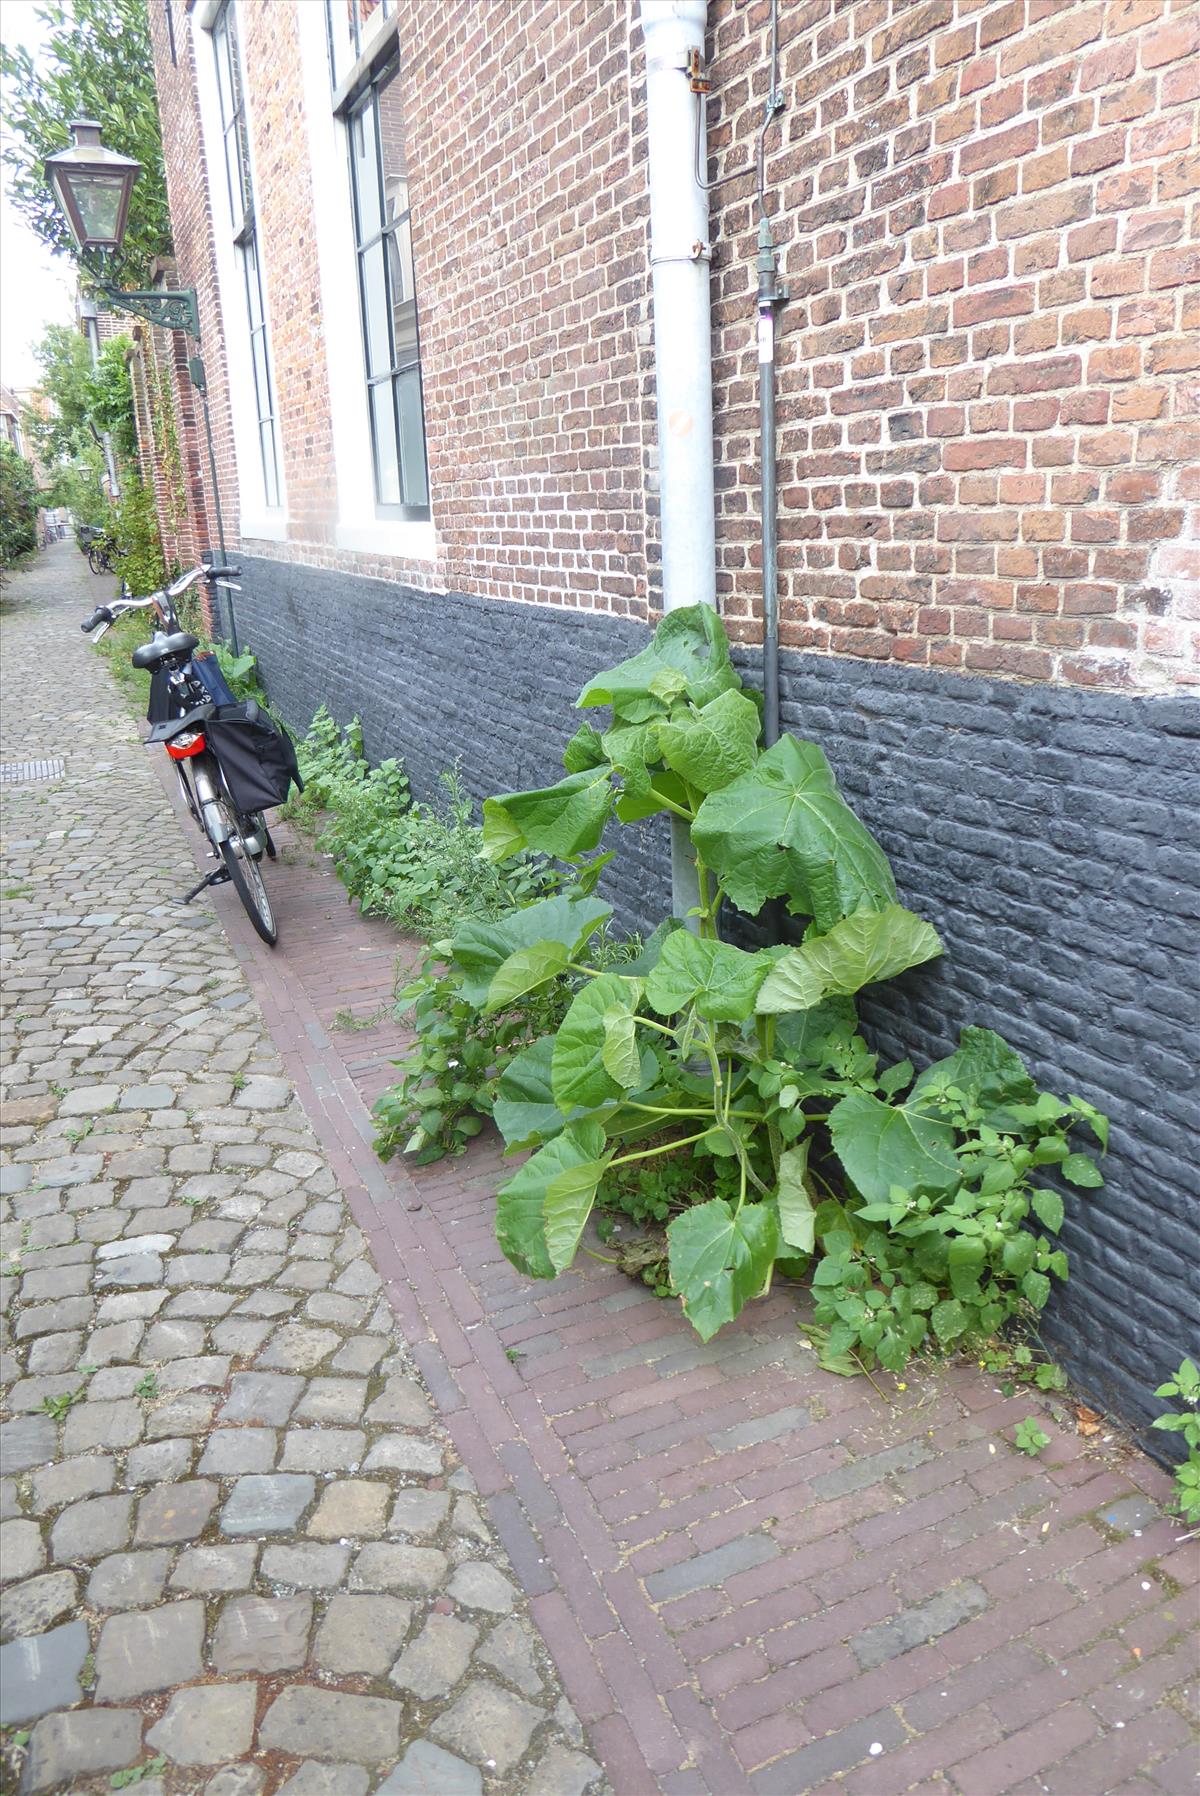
758 311 774 363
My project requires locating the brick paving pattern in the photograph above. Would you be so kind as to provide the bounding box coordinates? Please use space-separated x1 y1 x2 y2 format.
0 544 601 1795
2 542 1197 1795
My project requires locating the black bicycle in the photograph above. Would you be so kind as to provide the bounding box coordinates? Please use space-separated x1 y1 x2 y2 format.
79 524 117 576
80 564 300 945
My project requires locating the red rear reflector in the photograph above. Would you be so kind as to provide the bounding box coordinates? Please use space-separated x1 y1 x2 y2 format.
166 730 206 760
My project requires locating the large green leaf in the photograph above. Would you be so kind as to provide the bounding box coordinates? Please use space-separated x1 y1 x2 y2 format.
645 931 772 1023
562 722 607 773
658 689 761 795
828 1089 960 1206
756 904 942 1014
579 604 742 717
496 1121 609 1278
601 1007 642 1089
620 917 685 977
614 770 692 823
493 1037 567 1152
482 766 613 863
552 973 644 1112
752 952 825 1015
451 894 611 1007
484 941 569 1014
692 736 896 927
776 1142 816 1253
910 1026 1037 1120
667 1198 781 1341
774 996 860 1063
544 1155 610 1272
602 721 660 798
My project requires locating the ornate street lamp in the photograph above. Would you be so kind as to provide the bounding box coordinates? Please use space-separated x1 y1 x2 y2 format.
45 120 235 641
44 120 200 336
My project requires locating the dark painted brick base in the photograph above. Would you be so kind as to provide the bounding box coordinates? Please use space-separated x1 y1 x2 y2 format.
234 556 1199 1440
233 555 671 931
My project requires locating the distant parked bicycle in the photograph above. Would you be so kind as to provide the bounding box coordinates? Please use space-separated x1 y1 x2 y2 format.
80 564 301 945
78 523 117 575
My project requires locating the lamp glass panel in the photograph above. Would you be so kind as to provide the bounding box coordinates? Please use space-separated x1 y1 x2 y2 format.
69 173 127 244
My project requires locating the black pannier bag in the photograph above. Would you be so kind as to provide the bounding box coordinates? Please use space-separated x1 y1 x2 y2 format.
205 701 303 815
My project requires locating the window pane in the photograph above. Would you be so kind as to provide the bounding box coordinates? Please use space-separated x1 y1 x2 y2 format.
396 368 428 508
250 328 271 420
243 235 264 331
377 66 407 194
359 241 392 377
386 218 419 367
214 13 235 122
349 98 382 244
260 421 279 508
370 382 401 505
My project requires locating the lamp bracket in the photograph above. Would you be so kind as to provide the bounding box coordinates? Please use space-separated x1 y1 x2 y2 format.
96 284 200 337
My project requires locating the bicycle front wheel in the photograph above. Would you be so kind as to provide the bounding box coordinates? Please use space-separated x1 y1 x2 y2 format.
211 792 277 946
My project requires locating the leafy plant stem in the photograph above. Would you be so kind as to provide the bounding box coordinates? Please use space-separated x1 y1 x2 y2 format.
608 1129 716 1169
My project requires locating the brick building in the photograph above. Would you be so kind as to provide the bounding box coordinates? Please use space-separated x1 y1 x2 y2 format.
147 0 1199 1436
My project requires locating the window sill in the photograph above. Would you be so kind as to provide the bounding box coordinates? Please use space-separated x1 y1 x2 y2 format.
240 512 289 544
334 519 437 563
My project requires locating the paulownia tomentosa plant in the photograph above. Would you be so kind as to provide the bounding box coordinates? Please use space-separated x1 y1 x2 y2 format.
425 606 1108 1365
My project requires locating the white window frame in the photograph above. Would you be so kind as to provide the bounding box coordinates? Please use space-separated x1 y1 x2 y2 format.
193 0 287 541
296 0 435 562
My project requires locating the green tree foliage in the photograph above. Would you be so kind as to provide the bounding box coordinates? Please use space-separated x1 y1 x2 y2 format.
23 324 99 465
0 445 41 568
88 336 138 463
46 448 110 531
23 323 139 534
110 476 167 594
23 322 136 469
0 0 171 287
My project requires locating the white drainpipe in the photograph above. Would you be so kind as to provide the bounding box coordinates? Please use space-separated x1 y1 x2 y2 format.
639 0 715 616
638 0 715 920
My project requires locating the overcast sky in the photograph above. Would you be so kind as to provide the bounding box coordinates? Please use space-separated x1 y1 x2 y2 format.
0 0 76 391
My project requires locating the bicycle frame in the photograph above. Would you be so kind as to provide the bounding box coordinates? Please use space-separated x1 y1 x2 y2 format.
79 562 278 944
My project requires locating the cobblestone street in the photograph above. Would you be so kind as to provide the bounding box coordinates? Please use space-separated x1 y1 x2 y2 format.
0 543 601 1795
2 543 1198 1796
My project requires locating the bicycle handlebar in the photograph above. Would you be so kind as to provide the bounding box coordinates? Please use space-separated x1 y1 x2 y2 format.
81 607 113 634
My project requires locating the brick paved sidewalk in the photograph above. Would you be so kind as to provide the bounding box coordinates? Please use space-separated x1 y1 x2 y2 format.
193 874 1200 1796
0 543 601 1796
3 543 1196 1796
174 682 1198 1789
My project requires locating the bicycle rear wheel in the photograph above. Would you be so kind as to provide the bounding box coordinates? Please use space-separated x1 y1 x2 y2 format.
213 791 277 946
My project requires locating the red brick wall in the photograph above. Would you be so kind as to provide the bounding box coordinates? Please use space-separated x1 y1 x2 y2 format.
149 0 240 569
236 3 340 547
151 0 1199 690
707 0 1200 688
398 0 654 616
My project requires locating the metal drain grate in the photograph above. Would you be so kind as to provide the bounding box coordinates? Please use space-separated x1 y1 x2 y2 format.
0 758 65 785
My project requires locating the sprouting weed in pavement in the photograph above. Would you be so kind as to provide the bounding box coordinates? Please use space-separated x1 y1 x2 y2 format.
333 1001 391 1032
1013 1417 1051 1457
134 1372 159 1399
111 1757 166 1789
41 1384 88 1420
231 1073 247 1091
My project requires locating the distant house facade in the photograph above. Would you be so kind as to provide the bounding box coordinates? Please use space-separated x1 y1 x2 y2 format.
148 0 1198 1433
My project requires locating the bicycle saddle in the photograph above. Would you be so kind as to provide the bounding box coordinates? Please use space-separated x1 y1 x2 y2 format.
131 631 199 671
